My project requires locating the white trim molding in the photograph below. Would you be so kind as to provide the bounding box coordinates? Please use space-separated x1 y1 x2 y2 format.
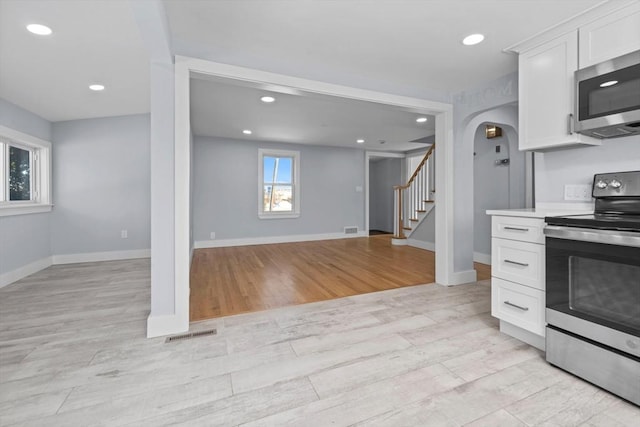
173 55 456 340
407 239 435 252
474 252 492 265
147 313 189 339
0 125 52 216
195 231 367 249
52 249 151 265
0 256 52 288
1 249 151 288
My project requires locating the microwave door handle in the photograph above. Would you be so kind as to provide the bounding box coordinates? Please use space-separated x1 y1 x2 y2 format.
567 113 574 135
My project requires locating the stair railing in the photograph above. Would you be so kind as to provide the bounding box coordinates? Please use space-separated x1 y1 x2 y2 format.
393 144 435 239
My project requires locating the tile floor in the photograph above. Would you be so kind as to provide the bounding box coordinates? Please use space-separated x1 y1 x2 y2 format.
0 259 638 426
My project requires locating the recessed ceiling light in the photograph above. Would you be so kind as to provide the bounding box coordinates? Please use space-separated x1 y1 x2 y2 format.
89 84 105 91
356 139 365 144
462 33 485 46
26 24 52 36
416 117 428 123
243 129 252 135
600 80 618 88
260 96 275 103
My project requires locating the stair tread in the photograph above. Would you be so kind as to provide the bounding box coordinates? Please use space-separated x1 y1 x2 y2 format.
423 200 434 203
409 218 419 222
416 210 427 213
403 226 412 230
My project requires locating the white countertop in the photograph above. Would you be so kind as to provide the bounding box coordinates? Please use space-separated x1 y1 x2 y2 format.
486 207 593 218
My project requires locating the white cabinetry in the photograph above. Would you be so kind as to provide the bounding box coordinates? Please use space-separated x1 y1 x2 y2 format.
490 215 546 349
579 2 640 68
518 32 600 151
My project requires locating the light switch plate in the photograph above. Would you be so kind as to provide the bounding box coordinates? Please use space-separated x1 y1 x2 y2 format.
564 184 592 201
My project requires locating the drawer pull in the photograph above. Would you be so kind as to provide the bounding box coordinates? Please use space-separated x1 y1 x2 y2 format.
504 226 529 232
504 301 529 311
504 259 529 267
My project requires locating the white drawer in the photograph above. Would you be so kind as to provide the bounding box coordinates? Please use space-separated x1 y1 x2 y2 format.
491 238 545 290
491 277 545 336
492 216 545 244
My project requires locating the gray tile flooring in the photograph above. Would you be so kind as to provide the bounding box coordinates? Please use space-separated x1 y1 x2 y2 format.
0 259 638 426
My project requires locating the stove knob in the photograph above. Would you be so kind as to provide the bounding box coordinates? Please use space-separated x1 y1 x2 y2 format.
595 180 608 189
610 179 622 189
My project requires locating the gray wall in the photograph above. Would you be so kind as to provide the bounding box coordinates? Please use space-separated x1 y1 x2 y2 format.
0 99 53 275
369 158 402 233
452 72 519 273
473 121 525 257
193 137 365 241
410 210 436 244
51 115 151 255
535 135 640 203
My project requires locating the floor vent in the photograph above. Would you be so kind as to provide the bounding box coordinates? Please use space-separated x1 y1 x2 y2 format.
165 329 217 343
344 226 359 235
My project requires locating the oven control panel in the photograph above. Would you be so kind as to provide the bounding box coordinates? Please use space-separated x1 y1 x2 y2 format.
592 170 640 198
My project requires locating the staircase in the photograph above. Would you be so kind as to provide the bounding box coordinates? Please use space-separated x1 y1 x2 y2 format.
392 144 435 245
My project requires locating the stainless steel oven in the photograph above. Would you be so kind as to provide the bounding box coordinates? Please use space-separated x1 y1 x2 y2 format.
544 171 640 405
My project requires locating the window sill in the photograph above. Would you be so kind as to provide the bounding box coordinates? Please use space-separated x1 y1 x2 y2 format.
0 204 53 217
258 213 300 220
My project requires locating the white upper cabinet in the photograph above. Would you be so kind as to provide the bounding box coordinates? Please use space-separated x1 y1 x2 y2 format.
579 2 640 68
518 32 600 151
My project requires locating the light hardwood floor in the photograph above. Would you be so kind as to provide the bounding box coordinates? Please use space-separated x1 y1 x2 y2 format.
190 235 492 321
1 259 637 426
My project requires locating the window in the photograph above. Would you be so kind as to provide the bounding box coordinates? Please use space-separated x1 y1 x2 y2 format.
258 149 300 218
0 126 52 216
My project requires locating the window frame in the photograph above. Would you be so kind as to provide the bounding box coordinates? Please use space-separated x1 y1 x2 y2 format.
258 148 300 219
0 125 52 217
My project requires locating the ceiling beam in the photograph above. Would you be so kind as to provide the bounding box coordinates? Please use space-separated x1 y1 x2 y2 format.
129 0 173 64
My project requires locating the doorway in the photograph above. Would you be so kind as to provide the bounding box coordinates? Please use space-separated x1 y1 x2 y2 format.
368 156 403 235
473 121 527 263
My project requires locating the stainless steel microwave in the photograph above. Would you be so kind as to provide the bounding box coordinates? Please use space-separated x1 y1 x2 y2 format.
574 49 640 139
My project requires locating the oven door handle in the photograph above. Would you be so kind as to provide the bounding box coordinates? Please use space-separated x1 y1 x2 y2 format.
544 225 640 248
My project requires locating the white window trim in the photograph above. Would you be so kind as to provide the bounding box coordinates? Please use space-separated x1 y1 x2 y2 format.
0 125 52 217
258 148 300 219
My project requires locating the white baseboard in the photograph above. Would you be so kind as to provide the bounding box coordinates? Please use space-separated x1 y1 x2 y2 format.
52 249 151 265
500 320 545 351
1 249 152 288
473 252 491 265
0 256 52 288
407 239 435 251
444 269 478 286
194 231 368 249
146 313 189 338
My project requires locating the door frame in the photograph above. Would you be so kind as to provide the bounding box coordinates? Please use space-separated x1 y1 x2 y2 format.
365 151 405 235
172 56 456 335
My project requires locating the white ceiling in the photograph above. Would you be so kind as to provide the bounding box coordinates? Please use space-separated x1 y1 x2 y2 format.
0 0 150 122
191 77 435 151
0 0 617 149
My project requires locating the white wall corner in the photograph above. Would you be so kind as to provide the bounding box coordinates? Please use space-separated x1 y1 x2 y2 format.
52 249 151 265
0 256 53 288
146 313 189 338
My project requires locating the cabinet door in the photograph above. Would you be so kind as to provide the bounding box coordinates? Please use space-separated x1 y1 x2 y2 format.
491 238 545 290
579 3 640 68
519 32 599 151
491 277 545 336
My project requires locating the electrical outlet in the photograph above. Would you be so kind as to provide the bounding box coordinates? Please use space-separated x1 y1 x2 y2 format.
121 229 128 239
210 232 216 240
564 184 592 201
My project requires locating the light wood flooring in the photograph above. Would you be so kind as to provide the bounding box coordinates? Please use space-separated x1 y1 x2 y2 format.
190 235 492 321
1 259 638 426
